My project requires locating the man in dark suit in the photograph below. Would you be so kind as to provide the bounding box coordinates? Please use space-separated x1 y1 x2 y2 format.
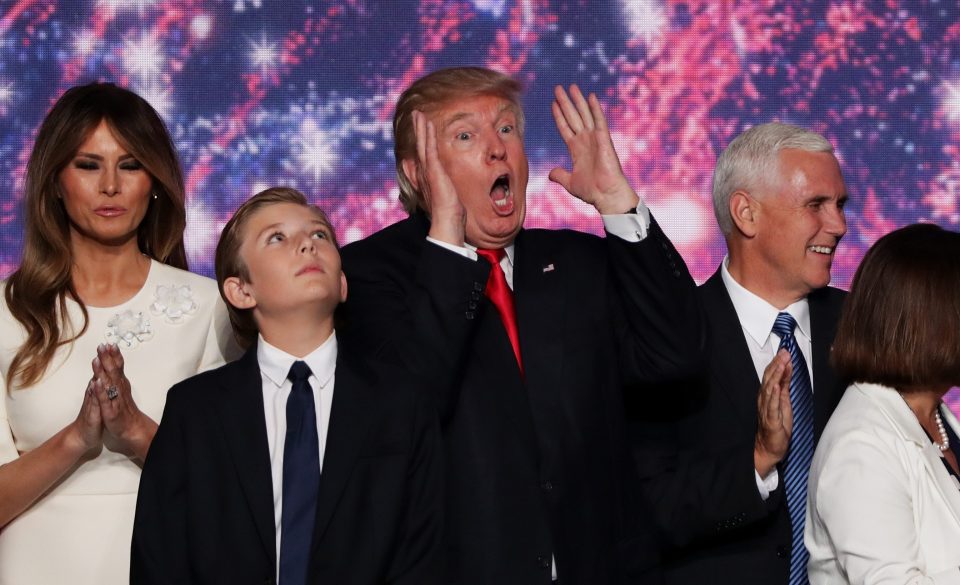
631 122 848 585
339 67 704 584
131 188 442 585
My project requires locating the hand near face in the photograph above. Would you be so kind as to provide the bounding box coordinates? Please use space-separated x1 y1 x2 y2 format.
90 344 158 463
549 85 640 215
412 110 467 247
754 349 793 477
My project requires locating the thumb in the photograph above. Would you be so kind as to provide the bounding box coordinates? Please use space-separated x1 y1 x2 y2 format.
548 167 572 192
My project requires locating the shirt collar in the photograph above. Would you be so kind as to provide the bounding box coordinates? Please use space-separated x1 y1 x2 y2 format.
465 241 515 267
257 330 338 389
721 256 811 348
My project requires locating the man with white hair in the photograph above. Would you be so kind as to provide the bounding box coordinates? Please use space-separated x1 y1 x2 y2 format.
635 122 849 585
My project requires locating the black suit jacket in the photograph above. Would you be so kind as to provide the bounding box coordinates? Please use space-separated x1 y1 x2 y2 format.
628 268 846 585
131 345 443 585
340 212 704 585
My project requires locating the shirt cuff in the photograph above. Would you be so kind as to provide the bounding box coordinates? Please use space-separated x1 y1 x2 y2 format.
601 201 652 242
755 467 780 501
426 236 478 261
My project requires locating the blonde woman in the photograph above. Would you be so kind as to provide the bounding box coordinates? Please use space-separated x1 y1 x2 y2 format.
0 83 239 585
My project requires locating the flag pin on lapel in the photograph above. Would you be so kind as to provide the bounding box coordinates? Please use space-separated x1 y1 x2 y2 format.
542 263 555 273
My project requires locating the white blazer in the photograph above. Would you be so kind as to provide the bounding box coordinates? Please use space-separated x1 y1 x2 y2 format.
806 383 960 585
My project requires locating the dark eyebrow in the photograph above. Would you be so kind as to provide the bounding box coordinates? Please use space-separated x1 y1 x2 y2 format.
75 152 136 162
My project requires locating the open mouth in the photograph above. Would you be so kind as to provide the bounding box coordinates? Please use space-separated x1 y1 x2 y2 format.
808 245 834 255
490 174 514 215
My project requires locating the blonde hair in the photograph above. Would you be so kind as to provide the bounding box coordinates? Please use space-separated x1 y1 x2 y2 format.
5 82 187 390
393 67 524 214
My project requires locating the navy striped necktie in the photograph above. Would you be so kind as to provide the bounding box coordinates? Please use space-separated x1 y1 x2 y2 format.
772 312 814 585
279 360 320 585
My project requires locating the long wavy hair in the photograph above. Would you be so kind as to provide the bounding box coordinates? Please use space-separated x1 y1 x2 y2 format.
4 82 187 390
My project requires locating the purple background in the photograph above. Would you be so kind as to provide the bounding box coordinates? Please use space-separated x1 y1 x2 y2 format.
0 0 958 407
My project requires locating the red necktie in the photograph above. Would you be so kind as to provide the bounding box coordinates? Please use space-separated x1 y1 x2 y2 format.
476 248 523 374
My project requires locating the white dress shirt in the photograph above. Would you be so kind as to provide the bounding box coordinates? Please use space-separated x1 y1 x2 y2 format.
257 331 337 580
720 257 815 499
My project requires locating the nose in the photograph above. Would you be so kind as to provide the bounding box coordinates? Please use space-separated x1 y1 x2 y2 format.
487 133 506 162
298 233 316 254
826 201 847 238
100 166 118 197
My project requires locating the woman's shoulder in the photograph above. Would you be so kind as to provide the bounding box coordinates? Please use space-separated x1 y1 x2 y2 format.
149 261 220 299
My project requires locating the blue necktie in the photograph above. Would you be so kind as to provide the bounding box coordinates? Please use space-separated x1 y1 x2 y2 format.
279 361 320 585
772 313 814 585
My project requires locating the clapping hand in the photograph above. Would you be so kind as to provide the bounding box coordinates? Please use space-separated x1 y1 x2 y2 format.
90 343 157 463
754 349 793 477
549 84 640 215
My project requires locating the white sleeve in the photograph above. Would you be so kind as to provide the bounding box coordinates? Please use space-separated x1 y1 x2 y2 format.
601 201 652 243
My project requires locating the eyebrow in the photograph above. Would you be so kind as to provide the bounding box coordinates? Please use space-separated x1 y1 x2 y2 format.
75 152 136 161
440 103 517 132
256 218 330 239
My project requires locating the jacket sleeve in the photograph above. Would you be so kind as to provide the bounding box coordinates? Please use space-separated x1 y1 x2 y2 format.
130 384 191 585
605 216 706 387
341 235 491 422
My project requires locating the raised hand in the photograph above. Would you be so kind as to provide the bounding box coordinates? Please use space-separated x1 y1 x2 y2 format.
410 109 467 247
548 84 640 215
754 349 793 477
91 344 158 463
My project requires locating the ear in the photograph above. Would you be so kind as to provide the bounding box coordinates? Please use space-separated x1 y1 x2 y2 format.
223 276 257 310
338 271 348 303
401 158 421 192
729 190 759 238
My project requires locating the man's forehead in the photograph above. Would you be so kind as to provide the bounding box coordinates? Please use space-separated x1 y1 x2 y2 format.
434 95 519 124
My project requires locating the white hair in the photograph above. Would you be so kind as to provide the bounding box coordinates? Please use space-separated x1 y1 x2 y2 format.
712 122 834 234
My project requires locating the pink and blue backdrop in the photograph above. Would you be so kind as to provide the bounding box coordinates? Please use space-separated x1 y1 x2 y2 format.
0 0 957 405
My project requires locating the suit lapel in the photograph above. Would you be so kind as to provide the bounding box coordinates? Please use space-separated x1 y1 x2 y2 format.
700 270 761 427
513 230 565 403
214 346 277 564
869 384 960 525
310 353 375 547
808 288 841 439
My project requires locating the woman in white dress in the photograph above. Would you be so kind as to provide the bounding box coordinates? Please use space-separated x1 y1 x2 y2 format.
805 223 960 585
0 83 239 585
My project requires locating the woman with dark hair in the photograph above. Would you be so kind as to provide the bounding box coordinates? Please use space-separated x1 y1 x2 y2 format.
0 83 238 584
805 223 960 584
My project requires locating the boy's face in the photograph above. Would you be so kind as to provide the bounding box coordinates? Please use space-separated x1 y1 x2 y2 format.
228 202 346 320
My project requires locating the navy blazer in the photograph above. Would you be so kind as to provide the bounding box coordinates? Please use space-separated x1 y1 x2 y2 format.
131 344 443 585
628 269 846 585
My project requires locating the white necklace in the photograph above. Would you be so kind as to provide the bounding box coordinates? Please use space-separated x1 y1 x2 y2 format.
935 411 950 452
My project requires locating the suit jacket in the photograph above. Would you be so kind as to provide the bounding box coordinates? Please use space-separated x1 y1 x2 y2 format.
806 383 960 585
339 211 704 585
130 344 443 585
628 268 846 585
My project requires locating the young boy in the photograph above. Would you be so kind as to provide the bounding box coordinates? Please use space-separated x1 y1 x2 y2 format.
131 187 442 585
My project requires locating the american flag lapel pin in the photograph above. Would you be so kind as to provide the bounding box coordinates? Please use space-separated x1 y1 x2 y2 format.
542 263 555 273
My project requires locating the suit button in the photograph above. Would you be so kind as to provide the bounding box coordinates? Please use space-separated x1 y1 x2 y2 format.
468 301 478 310
776 545 789 558
470 290 481 300
465 311 475 320
541 481 553 491
473 282 483 292
537 555 551 569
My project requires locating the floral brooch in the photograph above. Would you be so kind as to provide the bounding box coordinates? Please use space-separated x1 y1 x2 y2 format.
104 284 198 348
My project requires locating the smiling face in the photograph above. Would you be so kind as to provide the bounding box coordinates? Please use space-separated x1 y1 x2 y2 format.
58 119 153 249
420 94 529 249
748 149 848 305
232 202 346 323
